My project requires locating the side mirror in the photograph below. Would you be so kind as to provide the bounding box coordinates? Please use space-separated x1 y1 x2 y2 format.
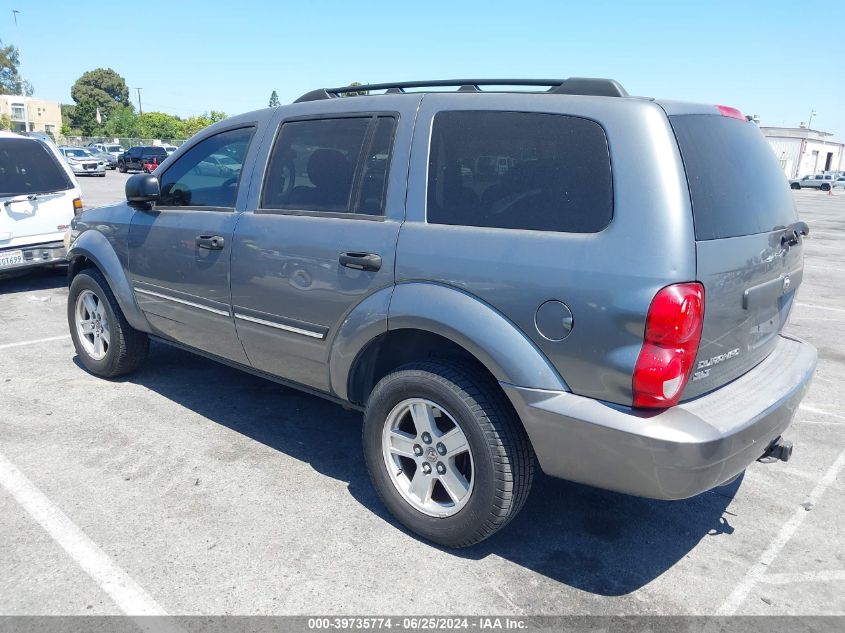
126 174 160 208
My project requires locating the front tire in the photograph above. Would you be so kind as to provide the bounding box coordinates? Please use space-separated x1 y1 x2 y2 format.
68 269 149 378
363 360 534 548
118 161 126 173
790 183 801 190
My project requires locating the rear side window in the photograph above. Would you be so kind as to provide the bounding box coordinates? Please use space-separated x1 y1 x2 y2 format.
670 114 797 240
0 138 72 196
427 111 613 233
262 115 396 215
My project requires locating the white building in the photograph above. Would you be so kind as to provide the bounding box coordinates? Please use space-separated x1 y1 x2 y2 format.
761 126 844 179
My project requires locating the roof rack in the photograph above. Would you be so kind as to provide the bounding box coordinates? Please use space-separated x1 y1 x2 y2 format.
294 78 628 103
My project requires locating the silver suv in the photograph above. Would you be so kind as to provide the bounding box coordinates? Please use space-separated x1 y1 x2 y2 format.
65 78 817 547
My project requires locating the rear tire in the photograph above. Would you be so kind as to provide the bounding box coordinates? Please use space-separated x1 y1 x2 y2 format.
821 183 831 192
68 269 149 378
363 360 534 548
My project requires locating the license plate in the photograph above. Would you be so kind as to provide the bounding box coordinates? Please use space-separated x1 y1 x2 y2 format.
0 249 24 268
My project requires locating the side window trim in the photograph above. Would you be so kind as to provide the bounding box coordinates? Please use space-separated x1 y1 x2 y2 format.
155 124 256 212
257 112 399 219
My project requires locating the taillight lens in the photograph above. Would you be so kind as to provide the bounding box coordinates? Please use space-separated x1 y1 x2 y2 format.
73 198 83 215
633 283 704 409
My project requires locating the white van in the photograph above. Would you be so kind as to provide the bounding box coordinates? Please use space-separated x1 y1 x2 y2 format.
0 132 82 276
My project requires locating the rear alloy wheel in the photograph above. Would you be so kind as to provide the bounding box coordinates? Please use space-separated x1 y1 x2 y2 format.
363 360 534 547
68 269 149 377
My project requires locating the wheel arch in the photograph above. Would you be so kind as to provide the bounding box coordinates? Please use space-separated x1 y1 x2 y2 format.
333 282 568 405
67 230 149 332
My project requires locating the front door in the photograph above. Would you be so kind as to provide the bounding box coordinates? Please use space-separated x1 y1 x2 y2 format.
128 125 257 363
230 102 416 392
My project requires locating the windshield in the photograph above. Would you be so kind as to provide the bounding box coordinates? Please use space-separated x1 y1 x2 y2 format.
670 114 797 240
106 145 122 152
0 138 73 196
65 148 92 158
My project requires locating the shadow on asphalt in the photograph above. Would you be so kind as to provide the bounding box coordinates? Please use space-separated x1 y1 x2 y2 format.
83 339 740 597
0 266 67 294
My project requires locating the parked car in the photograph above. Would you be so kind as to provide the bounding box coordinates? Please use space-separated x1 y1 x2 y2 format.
88 143 124 161
1 132 82 276
192 153 241 177
65 78 816 547
790 174 837 190
86 148 118 170
58 147 106 177
160 144 178 156
117 146 169 173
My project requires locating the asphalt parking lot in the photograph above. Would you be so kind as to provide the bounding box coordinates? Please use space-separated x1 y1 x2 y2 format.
1 185 843 616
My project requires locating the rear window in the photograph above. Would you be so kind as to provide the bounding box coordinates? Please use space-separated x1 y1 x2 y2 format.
0 138 73 197
670 114 797 240
427 111 613 233
144 147 168 156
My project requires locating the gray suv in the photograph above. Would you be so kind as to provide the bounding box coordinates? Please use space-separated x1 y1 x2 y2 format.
65 78 817 547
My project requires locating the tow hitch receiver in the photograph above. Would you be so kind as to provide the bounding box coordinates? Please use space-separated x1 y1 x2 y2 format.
759 436 793 463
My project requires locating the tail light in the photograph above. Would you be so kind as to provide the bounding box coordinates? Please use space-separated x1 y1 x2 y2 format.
72 198 83 215
633 283 704 409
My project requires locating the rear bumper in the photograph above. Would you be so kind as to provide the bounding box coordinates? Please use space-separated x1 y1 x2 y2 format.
503 334 817 499
0 241 68 273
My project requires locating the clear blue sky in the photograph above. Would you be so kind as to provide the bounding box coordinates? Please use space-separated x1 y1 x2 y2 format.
4 0 843 137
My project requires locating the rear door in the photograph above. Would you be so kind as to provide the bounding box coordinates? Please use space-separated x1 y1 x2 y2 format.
128 125 257 363
230 98 417 392
1 136 78 249
669 112 806 398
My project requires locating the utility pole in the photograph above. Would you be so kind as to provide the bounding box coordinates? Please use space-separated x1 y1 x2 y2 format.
807 109 816 129
12 9 20 25
135 88 143 115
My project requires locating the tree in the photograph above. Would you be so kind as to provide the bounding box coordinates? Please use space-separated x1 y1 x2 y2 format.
71 100 100 136
0 39 33 95
268 90 280 107
0 114 11 131
180 111 227 138
341 81 368 97
102 104 138 137
70 68 131 117
135 112 182 140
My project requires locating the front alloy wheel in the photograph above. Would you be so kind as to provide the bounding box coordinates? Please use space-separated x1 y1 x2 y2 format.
74 289 110 360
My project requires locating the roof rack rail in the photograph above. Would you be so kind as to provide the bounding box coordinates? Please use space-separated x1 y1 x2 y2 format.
293 78 628 103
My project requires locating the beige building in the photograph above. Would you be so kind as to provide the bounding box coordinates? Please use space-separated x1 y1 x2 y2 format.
0 95 62 137
761 126 844 179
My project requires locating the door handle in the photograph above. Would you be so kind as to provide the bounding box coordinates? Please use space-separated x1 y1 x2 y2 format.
196 235 225 250
339 252 382 272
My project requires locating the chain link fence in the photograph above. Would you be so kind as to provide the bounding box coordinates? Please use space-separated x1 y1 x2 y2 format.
58 135 187 149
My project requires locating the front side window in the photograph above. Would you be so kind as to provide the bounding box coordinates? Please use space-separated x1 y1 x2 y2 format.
262 115 396 215
427 111 613 233
158 127 254 209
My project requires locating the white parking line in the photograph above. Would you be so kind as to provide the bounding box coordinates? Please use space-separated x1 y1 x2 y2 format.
717 447 845 615
795 303 845 315
800 405 845 422
759 570 845 586
0 335 71 351
0 450 167 616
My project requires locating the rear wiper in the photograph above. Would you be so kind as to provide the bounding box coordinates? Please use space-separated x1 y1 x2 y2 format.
3 194 38 207
781 221 809 247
